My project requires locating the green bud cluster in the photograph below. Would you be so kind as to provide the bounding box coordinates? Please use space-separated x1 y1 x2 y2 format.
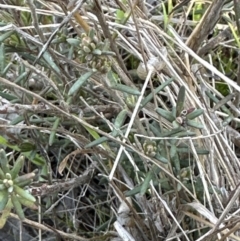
79 32 111 73
0 149 37 228
143 140 157 157
125 94 137 109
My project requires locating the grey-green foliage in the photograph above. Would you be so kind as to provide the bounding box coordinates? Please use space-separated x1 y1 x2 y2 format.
0 149 37 228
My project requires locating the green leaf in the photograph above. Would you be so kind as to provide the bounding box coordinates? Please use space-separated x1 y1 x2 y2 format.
0 43 5 74
177 147 209 155
125 178 169 196
11 193 25 220
0 168 5 179
172 106 177 118
111 84 141 95
162 2 169 30
234 0 240 36
176 86 186 116
43 51 60 74
186 109 204 120
15 72 28 84
116 9 125 23
10 156 24 180
0 190 9 211
0 198 12 228
13 185 36 203
66 38 80 46
140 171 153 195
155 153 168 164
222 115 234 126
141 78 174 108
107 70 119 85
19 142 36 152
112 109 127 135
83 125 111 151
0 149 10 173
213 93 235 112
13 173 35 188
172 154 180 173
23 150 45 166
149 123 162 137
186 119 204 129
156 108 175 122
68 70 95 96
159 128 183 137
92 49 102 55
49 117 61 146
85 108 127 148
85 136 109 148
0 92 18 101
0 31 14 43
205 91 231 115
17 196 37 210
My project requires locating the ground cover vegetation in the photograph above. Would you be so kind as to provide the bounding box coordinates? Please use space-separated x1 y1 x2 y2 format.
0 0 240 240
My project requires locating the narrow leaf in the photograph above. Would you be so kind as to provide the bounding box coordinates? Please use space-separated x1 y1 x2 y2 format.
125 178 169 196
66 38 81 46
141 78 174 108
82 125 111 151
68 71 95 96
0 31 14 43
156 108 175 122
11 193 25 220
140 171 153 195
85 136 109 148
111 84 140 95
43 51 60 73
222 115 234 126
0 190 9 211
155 153 168 163
112 109 127 136
172 154 180 173
176 86 186 116
49 117 61 146
205 91 231 115
0 149 10 173
186 109 204 120
13 185 36 203
186 119 204 129
0 43 5 74
10 156 24 180
18 196 37 210
0 198 12 228
159 128 183 137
